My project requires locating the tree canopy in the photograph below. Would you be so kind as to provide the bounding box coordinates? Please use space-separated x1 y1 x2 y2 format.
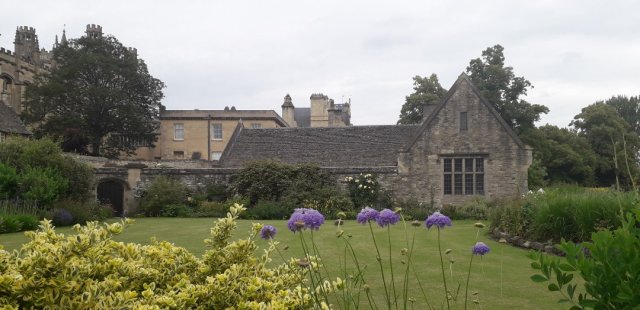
571 103 640 188
397 74 447 124
465 45 549 134
397 45 549 133
23 35 165 158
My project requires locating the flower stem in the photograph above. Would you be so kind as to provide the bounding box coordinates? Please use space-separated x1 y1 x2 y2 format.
369 221 391 308
464 253 475 310
388 225 398 309
438 227 451 310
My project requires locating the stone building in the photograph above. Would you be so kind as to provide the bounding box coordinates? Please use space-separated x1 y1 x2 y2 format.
222 74 532 206
281 93 351 127
130 108 288 161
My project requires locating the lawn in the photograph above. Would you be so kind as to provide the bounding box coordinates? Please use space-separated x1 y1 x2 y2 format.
0 217 562 309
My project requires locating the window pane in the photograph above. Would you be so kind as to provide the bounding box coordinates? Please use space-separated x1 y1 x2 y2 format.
251 123 262 129
460 112 468 131
454 174 463 195
444 158 452 172
465 174 474 195
211 152 222 160
454 159 462 172
444 174 452 195
465 158 473 172
174 124 184 140
212 124 223 140
476 158 484 172
476 174 484 195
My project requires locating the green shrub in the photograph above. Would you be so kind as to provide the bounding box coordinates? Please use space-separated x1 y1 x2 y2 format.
18 166 69 206
529 206 640 309
394 197 437 221
13 214 39 231
193 201 228 217
140 176 188 217
243 200 293 220
0 164 18 199
231 161 341 210
160 204 191 217
0 215 23 233
0 205 308 308
52 199 113 224
488 198 535 238
344 173 381 208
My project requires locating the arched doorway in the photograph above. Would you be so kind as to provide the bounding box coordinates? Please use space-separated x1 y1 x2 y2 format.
97 180 124 217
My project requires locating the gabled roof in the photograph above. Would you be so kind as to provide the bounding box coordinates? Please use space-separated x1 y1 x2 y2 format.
222 125 420 168
0 102 31 135
403 73 527 152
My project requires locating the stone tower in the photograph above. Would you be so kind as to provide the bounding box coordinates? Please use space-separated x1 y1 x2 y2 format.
310 93 329 127
281 94 297 127
14 26 40 64
85 24 103 39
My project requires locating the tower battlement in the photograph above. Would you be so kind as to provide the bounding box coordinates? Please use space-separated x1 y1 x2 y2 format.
85 24 103 38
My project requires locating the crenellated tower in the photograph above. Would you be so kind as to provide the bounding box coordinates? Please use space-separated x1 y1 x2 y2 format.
85 24 103 39
14 26 40 64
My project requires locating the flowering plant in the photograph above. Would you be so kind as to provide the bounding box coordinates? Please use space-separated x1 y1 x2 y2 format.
345 173 381 208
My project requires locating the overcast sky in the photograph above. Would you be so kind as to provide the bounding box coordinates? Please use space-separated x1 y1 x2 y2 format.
1 1 639 127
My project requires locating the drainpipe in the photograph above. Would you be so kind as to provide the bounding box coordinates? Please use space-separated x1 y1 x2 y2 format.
207 114 211 161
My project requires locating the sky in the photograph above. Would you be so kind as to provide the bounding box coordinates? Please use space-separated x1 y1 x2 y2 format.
1 1 639 127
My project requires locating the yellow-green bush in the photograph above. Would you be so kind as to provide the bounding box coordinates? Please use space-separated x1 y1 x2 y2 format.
0 204 311 309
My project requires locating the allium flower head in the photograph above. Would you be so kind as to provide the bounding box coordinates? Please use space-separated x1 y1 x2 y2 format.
424 211 452 229
287 208 325 232
357 207 379 224
302 209 325 230
376 208 400 227
260 225 277 240
472 242 490 256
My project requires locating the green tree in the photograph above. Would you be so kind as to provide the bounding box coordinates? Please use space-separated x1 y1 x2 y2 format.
521 126 597 186
599 95 640 134
466 45 549 134
397 74 447 124
23 35 164 158
571 103 640 188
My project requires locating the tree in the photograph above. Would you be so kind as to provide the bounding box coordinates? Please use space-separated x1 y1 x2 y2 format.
571 103 640 188
599 95 640 134
520 126 597 186
23 35 164 157
397 74 447 124
466 45 549 134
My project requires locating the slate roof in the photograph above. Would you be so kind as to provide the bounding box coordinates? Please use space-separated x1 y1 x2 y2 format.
222 125 420 168
293 108 311 127
160 109 288 126
0 102 31 135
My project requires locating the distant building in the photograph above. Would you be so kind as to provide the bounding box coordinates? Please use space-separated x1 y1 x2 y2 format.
281 93 351 128
0 102 31 141
222 74 533 206
127 108 288 161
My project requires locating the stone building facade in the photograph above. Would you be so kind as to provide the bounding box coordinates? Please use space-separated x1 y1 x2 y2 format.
223 74 532 206
281 93 351 127
131 108 288 161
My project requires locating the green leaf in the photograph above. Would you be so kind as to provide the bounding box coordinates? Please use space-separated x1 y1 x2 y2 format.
548 283 560 291
531 274 548 283
559 262 576 272
531 261 541 269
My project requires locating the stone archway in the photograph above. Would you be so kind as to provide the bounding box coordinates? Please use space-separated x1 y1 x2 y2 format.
97 179 125 217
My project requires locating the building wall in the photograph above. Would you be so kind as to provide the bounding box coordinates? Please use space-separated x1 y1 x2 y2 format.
395 79 531 207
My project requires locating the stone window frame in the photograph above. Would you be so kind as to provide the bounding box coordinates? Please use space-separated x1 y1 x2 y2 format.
211 123 223 140
250 123 262 129
173 150 185 159
173 123 184 141
441 155 486 196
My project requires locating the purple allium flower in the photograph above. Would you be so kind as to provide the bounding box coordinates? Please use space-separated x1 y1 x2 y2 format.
302 209 325 230
357 207 379 224
260 225 277 240
287 209 306 232
424 211 452 229
472 242 490 256
287 208 325 232
376 208 400 227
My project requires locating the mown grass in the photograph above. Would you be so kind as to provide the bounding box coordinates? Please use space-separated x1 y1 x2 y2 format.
0 217 562 309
